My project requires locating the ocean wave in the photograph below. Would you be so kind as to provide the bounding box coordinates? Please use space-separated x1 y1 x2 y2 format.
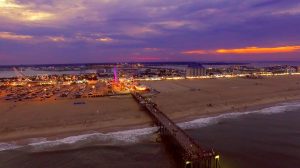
0 127 158 152
29 127 158 151
1 101 300 152
179 101 300 129
0 143 21 152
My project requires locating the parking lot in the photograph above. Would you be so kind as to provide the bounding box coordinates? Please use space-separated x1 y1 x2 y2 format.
0 82 109 102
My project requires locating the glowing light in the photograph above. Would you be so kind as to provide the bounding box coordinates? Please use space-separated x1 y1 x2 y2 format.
96 37 113 42
186 161 191 164
134 85 148 91
216 46 300 54
215 155 220 160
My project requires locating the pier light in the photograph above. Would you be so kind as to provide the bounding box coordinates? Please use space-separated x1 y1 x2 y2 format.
215 155 220 160
185 161 191 165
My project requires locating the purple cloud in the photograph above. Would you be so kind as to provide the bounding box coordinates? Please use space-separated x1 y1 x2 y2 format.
0 0 300 64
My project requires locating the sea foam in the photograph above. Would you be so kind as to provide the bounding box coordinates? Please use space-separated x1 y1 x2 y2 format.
0 127 158 152
179 101 300 129
0 143 21 152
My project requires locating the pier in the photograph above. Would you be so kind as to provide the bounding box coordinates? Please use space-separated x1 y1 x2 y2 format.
131 92 221 168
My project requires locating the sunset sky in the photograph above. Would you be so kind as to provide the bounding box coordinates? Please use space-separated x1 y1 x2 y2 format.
1 0 300 64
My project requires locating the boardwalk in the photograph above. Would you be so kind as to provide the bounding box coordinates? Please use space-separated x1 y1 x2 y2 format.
131 92 220 168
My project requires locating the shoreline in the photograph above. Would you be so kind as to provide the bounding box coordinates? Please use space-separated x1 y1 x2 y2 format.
173 95 300 124
2 76 300 143
1 97 299 144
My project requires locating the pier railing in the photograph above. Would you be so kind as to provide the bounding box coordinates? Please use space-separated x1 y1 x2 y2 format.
131 92 221 168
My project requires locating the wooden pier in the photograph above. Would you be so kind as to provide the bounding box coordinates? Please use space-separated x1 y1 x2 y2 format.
131 92 221 168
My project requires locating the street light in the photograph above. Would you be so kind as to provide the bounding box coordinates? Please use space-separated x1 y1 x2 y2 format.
185 161 192 168
215 155 220 168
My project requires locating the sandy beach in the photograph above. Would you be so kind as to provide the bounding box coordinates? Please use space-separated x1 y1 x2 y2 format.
0 96 152 141
143 75 300 122
1 75 300 141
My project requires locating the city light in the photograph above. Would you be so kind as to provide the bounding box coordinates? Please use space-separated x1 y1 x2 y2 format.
185 161 191 164
1 0 299 167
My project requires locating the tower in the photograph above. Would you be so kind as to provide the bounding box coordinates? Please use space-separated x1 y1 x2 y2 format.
113 66 118 83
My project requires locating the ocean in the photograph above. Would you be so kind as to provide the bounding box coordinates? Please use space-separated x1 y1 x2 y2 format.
0 102 300 168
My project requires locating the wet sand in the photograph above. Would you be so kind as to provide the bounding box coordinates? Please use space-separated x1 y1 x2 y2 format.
1 75 300 141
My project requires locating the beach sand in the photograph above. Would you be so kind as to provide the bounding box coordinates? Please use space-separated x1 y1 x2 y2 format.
1 75 300 141
0 96 152 141
143 76 300 121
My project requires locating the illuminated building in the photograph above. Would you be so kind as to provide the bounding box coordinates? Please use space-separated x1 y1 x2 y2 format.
186 64 206 77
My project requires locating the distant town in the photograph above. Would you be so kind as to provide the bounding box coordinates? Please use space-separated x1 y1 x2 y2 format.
1 62 300 102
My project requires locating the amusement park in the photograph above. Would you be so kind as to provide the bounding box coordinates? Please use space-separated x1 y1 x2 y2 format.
0 66 149 102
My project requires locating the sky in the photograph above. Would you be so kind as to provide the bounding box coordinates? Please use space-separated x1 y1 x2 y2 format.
1 0 300 65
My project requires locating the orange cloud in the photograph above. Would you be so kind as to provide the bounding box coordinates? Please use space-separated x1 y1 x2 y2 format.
0 32 33 40
182 50 208 55
96 37 113 42
216 46 300 54
182 46 300 55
